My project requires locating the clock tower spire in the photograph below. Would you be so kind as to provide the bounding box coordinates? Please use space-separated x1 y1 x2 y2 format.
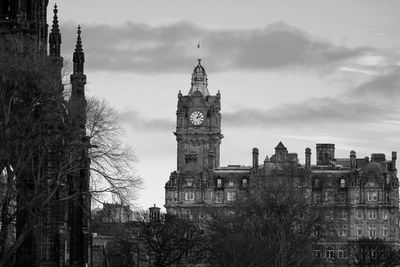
189 58 210 97
175 59 223 172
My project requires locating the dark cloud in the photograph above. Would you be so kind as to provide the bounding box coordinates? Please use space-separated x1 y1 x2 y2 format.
223 67 400 128
348 68 400 100
223 99 382 128
60 21 370 73
119 110 174 131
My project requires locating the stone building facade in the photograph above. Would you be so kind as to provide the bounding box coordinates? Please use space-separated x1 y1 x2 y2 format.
165 60 399 265
0 2 91 266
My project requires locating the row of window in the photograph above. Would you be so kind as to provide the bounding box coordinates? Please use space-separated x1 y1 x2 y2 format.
356 209 389 220
314 178 398 189
182 191 236 203
315 247 383 260
314 249 347 259
356 225 389 238
333 224 389 238
216 178 248 188
324 209 389 221
314 178 346 188
313 191 397 203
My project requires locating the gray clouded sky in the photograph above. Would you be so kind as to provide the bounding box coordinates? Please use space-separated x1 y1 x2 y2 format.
49 0 400 210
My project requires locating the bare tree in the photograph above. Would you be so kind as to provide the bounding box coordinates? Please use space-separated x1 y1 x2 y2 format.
86 97 142 205
0 36 142 266
135 211 203 267
205 180 326 267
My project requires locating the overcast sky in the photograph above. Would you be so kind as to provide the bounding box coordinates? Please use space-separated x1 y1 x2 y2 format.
49 0 400 210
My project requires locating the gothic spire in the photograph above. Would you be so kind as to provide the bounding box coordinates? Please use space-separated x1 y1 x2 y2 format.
49 4 61 57
73 25 85 74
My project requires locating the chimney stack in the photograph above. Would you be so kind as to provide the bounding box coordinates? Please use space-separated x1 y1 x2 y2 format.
392 151 397 171
350 150 356 169
149 204 161 223
305 148 311 169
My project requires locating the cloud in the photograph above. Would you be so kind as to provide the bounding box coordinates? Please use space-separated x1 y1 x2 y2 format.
119 110 174 131
60 21 372 73
348 68 400 100
117 66 400 131
223 98 382 127
223 66 400 128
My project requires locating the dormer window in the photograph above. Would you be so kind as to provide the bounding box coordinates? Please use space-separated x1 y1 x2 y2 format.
217 178 222 188
242 178 248 188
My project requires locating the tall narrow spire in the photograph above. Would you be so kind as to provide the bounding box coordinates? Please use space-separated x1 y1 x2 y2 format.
73 25 85 74
70 25 87 134
49 4 61 57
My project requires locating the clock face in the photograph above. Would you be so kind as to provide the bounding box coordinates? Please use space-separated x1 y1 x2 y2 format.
190 111 204 125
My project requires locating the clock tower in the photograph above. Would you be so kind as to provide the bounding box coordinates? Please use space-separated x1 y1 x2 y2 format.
175 59 223 172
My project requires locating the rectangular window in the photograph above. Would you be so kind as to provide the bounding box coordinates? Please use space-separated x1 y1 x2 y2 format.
357 210 363 219
357 225 362 237
383 211 388 220
383 225 388 237
326 250 334 259
313 250 321 258
340 179 346 188
368 226 377 238
368 191 378 201
217 178 222 188
338 250 347 259
355 192 360 202
185 192 195 201
368 210 377 220
216 193 222 203
242 179 248 187
227 192 235 201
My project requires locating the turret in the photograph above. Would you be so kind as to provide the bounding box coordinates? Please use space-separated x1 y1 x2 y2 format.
49 4 61 58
